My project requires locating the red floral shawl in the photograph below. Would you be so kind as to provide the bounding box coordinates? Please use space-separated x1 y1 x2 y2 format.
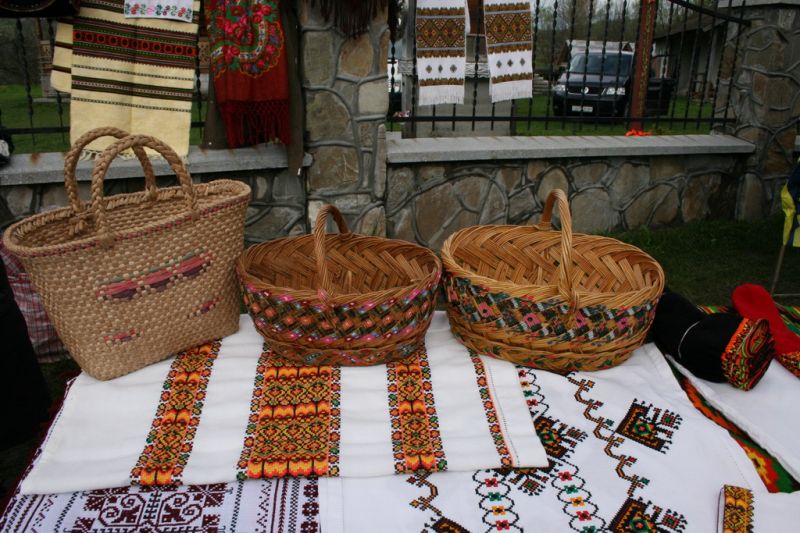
206 0 290 147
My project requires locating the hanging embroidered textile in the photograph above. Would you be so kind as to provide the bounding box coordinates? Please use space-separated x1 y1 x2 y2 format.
206 0 290 148
483 0 533 102
18 313 546 494
50 0 199 158
123 0 194 22
415 0 469 106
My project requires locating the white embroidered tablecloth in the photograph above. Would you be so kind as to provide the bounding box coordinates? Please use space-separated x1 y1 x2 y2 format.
3 342 768 533
19 312 547 494
319 344 764 533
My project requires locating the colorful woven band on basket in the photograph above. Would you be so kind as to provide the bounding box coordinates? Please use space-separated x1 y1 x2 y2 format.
241 279 438 366
444 275 657 346
719 318 775 391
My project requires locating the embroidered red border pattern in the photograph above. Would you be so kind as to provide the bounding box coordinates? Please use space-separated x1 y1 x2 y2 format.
131 341 221 486
469 353 514 467
238 351 341 479
386 350 448 473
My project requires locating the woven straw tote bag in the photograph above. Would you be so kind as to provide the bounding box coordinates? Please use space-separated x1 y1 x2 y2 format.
4 129 251 380
441 188 665 373
237 204 442 366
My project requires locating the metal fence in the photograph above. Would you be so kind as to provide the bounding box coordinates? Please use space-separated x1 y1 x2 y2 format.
388 0 750 137
0 17 206 154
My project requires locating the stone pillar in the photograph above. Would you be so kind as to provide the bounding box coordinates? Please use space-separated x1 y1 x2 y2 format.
300 2 390 236
715 1 800 220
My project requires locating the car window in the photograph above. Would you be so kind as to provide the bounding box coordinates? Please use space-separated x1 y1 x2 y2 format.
568 54 632 76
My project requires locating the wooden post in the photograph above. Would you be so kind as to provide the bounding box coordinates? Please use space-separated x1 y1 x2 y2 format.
630 0 658 131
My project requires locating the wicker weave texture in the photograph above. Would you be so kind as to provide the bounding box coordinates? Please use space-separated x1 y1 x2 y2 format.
237 205 442 366
3 129 251 380
441 188 665 372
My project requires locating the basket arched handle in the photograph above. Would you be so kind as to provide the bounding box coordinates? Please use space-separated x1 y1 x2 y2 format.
539 189 579 320
64 127 158 235
90 135 198 248
312 204 351 303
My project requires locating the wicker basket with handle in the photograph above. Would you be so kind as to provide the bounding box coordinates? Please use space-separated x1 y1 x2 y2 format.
237 204 442 366
3 128 251 380
441 188 665 373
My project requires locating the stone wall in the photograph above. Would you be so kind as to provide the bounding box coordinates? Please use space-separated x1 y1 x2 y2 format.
300 2 389 235
0 170 305 245
387 155 742 250
715 1 800 219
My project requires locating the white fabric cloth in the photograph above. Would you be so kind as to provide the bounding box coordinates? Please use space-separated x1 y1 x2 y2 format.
415 0 469 106
483 0 534 102
670 356 800 481
718 485 800 532
320 344 763 533
123 0 194 22
20 312 547 494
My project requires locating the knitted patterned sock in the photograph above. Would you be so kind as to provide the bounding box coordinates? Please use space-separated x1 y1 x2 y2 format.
732 283 800 378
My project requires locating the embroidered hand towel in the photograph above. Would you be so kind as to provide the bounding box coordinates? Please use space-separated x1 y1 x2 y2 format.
124 0 194 22
415 0 469 106
19 312 547 494
483 0 533 102
669 353 800 482
321 344 764 533
718 485 800 533
206 0 291 148
59 0 200 158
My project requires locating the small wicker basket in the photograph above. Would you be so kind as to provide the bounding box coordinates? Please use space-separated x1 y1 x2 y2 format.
237 204 442 366
441 189 665 373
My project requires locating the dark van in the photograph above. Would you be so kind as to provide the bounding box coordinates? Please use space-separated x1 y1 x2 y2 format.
552 51 674 117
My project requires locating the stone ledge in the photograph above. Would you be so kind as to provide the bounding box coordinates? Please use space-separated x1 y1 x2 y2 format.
0 145 312 186
387 134 755 164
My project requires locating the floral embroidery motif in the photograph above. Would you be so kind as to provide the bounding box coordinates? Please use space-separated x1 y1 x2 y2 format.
569 376 683 496
208 0 282 79
609 497 688 533
615 401 682 452
387 350 448 473
721 485 754 533
470 353 514 467
97 250 212 302
124 1 194 22
237 351 341 479
131 341 221 486
73 484 228 532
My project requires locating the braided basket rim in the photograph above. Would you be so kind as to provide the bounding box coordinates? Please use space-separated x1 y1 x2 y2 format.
4 179 251 258
441 223 665 300
237 232 443 305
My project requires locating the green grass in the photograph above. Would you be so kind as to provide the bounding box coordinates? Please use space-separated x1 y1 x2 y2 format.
388 94 714 136
613 214 800 306
0 84 205 154
511 95 715 136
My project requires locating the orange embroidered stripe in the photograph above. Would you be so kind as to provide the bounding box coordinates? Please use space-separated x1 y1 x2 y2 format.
130 341 220 486
469 353 513 467
386 350 447 473
237 351 341 479
722 485 754 533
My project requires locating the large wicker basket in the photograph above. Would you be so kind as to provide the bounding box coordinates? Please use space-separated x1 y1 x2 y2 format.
237 205 442 366
4 129 251 380
441 189 665 372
